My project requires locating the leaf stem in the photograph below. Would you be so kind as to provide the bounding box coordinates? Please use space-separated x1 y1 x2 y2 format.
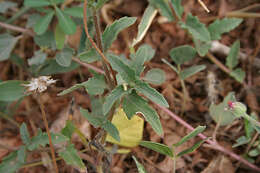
178 65 188 114
37 95 59 173
206 52 231 74
172 146 176 173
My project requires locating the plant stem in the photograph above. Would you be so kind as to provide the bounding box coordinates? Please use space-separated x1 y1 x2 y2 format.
92 8 117 88
226 12 260 18
172 146 176 173
0 21 34 36
83 0 115 90
72 57 105 74
206 52 231 74
37 95 59 173
0 111 20 128
178 65 188 113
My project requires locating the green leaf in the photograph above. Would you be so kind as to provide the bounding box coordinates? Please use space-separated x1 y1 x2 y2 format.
230 68 245 83
143 68 165 85
59 144 86 170
59 74 106 96
33 11 54 35
38 59 79 76
209 92 237 126
131 44 155 75
177 138 207 157
80 107 103 127
20 123 31 146
193 38 211 56
103 85 127 115
208 18 243 40
34 31 56 49
0 80 26 102
27 131 69 151
132 156 147 173
170 0 183 19
122 91 163 136
226 40 240 69
28 50 47 66
95 0 109 9
55 24 66 50
61 121 76 139
55 6 77 34
132 5 157 47
162 58 178 73
78 49 101 63
52 0 65 4
24 0 51 7
180 14 211 42
102 17 137 51
64 7 84 18
107 54 136 84
0 151 24 173
232 136 250 148
149 0 174 22
248 149 260 157
134 80 169 107
173 126 206 147
17 146 26 163
245 114 255 138
140 141 173 157
0 34 19 61
169 45 197 65
0 1 16 13
58 82 86 96
56 48 73 67
26 14 42 28
83 75 106 95
179 65 206 80
102 121 120 142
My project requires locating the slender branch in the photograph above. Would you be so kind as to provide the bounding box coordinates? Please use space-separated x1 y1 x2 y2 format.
83 0 115 90
0 21 34 36
72 57 105 74
233 3 260 12
226 12 260 18
206 52 231 74
37 95 59 173
93 9 117 86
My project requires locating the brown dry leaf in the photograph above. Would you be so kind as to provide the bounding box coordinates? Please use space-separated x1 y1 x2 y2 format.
67 26 82 50
157 157 174 173
202 155 235 173
41 152 54 172
50 105 91 143
0 137 19 159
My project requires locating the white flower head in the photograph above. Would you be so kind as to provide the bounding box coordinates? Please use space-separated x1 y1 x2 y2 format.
23 76 57 93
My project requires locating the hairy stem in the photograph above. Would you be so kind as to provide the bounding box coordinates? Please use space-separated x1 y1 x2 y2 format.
37 95 59 173
83 0 114 90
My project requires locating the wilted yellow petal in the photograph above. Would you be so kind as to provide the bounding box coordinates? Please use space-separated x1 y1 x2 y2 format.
106 108 144 147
